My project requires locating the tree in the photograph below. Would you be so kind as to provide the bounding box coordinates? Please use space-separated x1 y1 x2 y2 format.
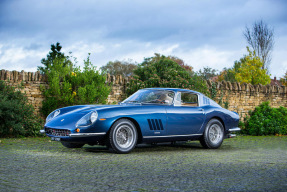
217 58 244 82
234 47 270 85
166 55 193 74
100 60 137 76
148 53 194 74
244 20 274 72
280 71 287 86
38 42 72 74
218 69 234 82
39 44 110 116
197 67 218 80
126 54 208 96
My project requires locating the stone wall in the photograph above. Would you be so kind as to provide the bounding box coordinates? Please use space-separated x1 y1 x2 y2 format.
206 80 287 119
0 70 46 114
1 70 286 120
105 73 130 104
0 70 130 114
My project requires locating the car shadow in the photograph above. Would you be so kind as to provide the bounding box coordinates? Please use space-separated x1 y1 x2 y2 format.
83 145 110 153
83 141 205 153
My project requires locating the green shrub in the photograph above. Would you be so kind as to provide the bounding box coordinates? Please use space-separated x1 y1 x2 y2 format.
241 101 287 135
40 49 110 116
0 81 43 137
126 55 208 96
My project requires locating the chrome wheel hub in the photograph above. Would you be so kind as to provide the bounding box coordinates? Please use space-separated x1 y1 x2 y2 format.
208 124 222 144
115 125 134 148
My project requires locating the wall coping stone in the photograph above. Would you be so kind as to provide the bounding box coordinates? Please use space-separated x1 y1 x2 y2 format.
0 69 285 95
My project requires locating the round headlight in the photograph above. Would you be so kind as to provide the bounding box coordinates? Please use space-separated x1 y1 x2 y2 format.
46 109 60 123
54 110 60 118
90 112 98 124
76 111 98 127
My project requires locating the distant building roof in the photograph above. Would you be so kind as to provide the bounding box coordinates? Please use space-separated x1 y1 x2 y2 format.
270 77 282 86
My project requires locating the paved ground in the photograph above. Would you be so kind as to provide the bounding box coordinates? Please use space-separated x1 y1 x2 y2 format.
0 136 286 192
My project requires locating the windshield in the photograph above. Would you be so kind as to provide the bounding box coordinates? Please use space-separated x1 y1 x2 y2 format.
122 89 175 105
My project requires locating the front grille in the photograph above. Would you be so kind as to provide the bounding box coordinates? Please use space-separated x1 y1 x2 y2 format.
45 128 71 136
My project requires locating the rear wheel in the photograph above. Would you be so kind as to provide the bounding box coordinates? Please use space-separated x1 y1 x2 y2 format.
109 119 138 154
200 119 224 149
61 142 84 148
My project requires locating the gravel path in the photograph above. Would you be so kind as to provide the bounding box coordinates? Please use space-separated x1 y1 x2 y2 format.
0 136 286 192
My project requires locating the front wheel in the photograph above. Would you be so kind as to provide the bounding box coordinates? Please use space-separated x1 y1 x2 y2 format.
61 142 84 148
109 119 138 154
200 119 224 149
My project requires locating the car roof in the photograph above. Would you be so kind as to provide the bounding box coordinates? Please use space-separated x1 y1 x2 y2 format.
143 88 201 95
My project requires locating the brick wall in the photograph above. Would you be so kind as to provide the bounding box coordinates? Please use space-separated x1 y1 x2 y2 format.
1 70 286 120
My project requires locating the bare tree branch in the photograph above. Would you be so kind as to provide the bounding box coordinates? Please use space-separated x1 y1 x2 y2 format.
243 20 274 72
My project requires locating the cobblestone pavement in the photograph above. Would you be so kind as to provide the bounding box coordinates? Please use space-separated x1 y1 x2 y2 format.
0 136 286 192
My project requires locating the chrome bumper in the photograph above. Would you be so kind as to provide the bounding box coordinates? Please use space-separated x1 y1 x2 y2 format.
69 132 106 137
39 129 106 137
226 127 241 138
228 127 241 132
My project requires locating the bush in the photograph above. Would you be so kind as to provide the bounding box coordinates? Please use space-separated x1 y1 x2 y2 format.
40 52 110 116
241 101 287 135
0 81 43 137
126 55 208 96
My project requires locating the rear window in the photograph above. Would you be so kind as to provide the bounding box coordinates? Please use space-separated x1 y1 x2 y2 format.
203 97 210 105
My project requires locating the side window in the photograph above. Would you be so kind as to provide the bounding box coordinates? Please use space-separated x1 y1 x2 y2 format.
180 92 198 107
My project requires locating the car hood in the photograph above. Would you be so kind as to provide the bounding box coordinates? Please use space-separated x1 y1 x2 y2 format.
44 104 127 129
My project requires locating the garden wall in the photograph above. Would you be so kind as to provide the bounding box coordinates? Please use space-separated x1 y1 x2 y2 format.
0 70 129 114
206 80 287 119
1 69 286 119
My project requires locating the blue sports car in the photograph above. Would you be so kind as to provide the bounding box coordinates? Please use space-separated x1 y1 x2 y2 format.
41 88 240 153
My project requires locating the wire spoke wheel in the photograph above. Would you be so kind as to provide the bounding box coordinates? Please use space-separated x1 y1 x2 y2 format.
200 119 224 149
115 125 134 148
109 119 138 153
208 124 222 145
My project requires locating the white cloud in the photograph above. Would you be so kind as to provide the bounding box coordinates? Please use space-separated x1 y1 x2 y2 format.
0 0 286 77
0 44 46 71
177 46 245 72
271 51 287 78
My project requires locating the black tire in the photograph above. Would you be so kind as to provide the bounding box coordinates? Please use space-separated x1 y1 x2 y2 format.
200 119 224 149
109 119 138 154
61 142 84 148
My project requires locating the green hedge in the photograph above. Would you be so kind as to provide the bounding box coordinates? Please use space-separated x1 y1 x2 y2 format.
241 101 287 136
0 81 43 137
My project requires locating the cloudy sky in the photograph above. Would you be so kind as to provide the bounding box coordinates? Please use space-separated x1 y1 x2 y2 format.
0 0 286 78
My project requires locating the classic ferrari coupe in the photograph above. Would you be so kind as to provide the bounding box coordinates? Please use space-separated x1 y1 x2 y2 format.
41 88 240 153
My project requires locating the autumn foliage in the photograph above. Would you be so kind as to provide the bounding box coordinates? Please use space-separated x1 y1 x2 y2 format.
235 47 270 85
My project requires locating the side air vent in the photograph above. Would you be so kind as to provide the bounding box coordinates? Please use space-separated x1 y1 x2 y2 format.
147 119 164 130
